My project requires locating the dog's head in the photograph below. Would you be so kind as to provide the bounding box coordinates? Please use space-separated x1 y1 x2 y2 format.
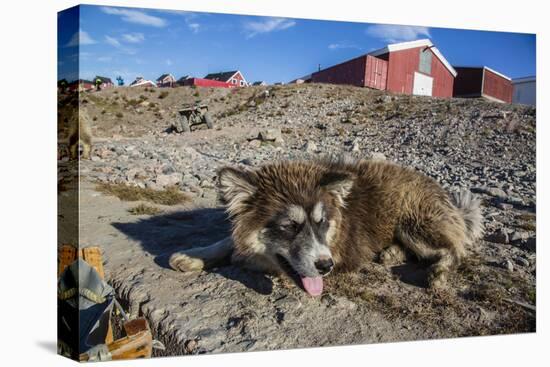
217 162 355 296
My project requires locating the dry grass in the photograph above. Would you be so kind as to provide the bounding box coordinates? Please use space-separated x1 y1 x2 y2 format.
96 183 190 205
128 203 163 215
325 256 535 337
517 213 536 221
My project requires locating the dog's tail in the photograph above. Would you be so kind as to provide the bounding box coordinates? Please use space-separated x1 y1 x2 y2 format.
452 190 484 244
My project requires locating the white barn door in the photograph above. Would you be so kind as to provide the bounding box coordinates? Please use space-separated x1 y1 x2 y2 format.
413 72 433 96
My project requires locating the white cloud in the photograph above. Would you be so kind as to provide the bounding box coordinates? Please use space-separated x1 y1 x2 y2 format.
188 23 200 34
365 24 431 43
105 35 121 48
98 56 112 62
328 42 361 51
101 7 167 27
166 59 173 66
66 30 96 47
122 33 145 43
104 35 136 55
243 17 296 38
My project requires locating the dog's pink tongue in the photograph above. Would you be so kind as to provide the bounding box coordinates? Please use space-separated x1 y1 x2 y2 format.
301 276 323 296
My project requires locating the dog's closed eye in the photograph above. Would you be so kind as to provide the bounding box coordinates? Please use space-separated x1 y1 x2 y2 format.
279 219 297 231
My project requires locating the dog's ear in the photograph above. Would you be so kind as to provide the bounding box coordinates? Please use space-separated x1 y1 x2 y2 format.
320 171 355 206
217 166 257 215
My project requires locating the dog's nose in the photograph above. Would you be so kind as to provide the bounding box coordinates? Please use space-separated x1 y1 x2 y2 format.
315 258 334 275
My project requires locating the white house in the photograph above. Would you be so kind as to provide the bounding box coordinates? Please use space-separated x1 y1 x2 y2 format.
129 76 157 88
512 76 536 106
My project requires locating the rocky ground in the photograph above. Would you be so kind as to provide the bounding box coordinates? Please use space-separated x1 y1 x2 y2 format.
59 83 536 356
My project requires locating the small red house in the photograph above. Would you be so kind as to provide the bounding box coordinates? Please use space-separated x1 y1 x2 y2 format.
311 39 457 98
204 70 248 87
453 66 512 103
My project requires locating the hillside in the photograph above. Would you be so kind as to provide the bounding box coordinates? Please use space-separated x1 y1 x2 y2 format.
61 83 536 355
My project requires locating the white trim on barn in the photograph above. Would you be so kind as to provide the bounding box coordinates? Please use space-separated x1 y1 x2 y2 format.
483 66 511 81
369 39 457 77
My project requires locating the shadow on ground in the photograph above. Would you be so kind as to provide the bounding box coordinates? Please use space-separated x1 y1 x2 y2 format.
112 207 274 295
390 263 430 288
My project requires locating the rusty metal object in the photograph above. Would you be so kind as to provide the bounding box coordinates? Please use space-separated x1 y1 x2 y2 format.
173 104 214 133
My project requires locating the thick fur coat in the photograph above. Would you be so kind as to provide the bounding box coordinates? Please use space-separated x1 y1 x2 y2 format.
170 156 483 294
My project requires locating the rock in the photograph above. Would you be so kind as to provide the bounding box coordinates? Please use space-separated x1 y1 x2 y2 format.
510 231 529 242
155 173 182 188
497 202 514 210
487 187 507 198
184 339 199 354
126 168 142 180
273 295 301 310
351 140 361 152
162 165 176 175
334 296 357 310
302 140 317 153
259 128 282 142
248 139 262 148
369 152 386 161
200 179 215 189
522 237 536 252
514 257 530 267
482 186 507 198
486 229 509 244
376 95 393 104
501 259 514 272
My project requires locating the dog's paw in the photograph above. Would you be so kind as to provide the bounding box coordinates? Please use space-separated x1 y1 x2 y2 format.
428 267 448 290
169 252 205 272
379 245 406 266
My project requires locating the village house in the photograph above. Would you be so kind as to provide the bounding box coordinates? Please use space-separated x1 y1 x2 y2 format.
94 76 114 89
67 79 94 92
176 75 190 86
453 66 513 103
311 39 457 98
156 73 176 88
129 76 156 88
512 76 536 106
252 81 267 86
204 70 248 87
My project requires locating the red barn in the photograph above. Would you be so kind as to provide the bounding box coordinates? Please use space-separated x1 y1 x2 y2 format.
453 66 513 103
204 70 248 87
311 39 457 98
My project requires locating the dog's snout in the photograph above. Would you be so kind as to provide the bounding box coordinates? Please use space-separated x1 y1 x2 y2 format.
314 257 334 275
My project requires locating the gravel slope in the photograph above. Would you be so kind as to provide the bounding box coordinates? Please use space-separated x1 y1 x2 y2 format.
60 83 536 356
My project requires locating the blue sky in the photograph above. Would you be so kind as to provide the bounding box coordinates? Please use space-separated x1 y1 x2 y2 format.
58 5 536 84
